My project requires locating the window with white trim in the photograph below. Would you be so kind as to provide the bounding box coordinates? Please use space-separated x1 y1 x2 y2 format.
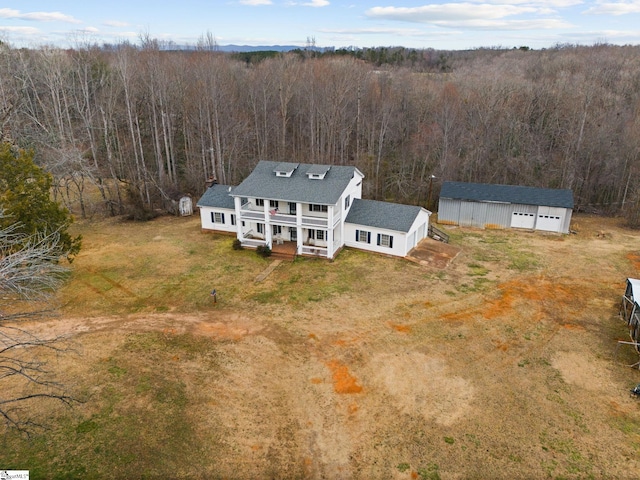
310 204 328 212
212 212 225 223
270 200 278 208
316 230 325 241
356 229 371 243
255 198 264 207
377 233 393 248
272 225 282 235
345 195 350 209
231 214 236 226
257 223 264 234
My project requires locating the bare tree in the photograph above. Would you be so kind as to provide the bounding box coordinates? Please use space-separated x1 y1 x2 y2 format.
0 217 77 434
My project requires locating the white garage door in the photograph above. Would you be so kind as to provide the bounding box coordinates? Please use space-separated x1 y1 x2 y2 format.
536 214 562 232
511 212 536 229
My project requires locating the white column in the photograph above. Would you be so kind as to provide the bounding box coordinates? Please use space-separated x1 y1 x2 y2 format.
264 201 272 247
234 197 243 241
327 205 334 258
296 202 302 254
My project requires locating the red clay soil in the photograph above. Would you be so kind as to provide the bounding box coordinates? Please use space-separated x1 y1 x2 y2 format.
627 252 640 271
326 360 363 394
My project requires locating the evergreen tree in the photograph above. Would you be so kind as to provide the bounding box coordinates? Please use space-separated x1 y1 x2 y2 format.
0 142 81 260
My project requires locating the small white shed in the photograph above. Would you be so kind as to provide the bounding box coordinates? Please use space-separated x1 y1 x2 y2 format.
179 196 193 216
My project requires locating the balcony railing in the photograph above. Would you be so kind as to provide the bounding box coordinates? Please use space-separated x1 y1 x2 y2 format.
270 212 297 225
239 202 341 229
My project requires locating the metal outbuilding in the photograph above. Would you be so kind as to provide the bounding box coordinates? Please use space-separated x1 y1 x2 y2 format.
437 181 574 234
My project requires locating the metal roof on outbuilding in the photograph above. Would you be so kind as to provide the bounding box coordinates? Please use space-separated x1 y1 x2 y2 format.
345 198 427 233
196 184 235 209
230 161 362 205
440 181 574 209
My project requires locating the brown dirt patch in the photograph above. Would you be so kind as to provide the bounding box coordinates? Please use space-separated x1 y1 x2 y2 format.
407 238 461 268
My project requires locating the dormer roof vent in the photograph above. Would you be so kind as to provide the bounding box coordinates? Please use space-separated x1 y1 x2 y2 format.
306 164 330 180
274 162 299 177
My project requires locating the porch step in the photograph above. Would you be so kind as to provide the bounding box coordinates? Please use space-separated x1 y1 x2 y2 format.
270 251 296 261
270 241 297 261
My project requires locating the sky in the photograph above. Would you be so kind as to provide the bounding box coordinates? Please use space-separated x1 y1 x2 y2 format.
0 0 639 51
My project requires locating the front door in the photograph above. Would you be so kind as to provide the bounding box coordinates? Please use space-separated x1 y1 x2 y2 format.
290 227 297 241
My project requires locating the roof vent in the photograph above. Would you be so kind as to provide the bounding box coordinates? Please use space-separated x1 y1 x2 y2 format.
274 162 299 177
306 164 330 180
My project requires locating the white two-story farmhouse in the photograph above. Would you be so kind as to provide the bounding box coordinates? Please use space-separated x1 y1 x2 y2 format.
197 161 431 259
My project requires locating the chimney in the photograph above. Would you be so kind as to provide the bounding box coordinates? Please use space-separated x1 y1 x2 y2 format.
204 176 217 189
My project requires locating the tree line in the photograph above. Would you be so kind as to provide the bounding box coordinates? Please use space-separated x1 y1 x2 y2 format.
1 40 639 223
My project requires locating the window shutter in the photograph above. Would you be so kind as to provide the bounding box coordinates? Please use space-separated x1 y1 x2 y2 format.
356 229 360 241
389 236 394 248
377 233 381 246
221 213 225 224
211 212 215 223
367 232 371 244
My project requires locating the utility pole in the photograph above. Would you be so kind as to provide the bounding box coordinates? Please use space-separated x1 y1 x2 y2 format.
427 174 436 210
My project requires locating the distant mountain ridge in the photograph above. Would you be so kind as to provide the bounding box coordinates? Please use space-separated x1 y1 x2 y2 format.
160 44 329 53
217 45 303 52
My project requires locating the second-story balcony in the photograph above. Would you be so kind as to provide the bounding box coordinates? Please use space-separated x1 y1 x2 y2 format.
239 201 341 229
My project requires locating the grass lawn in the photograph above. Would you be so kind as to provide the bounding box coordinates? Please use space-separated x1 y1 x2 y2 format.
2 213 640 479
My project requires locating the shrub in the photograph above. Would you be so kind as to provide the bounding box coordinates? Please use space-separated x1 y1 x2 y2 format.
256 245 272 258
232 239 243 250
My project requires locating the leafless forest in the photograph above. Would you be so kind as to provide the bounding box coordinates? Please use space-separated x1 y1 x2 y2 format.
1 41 639 222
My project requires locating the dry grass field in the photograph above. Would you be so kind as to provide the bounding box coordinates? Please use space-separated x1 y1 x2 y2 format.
2 213 640 479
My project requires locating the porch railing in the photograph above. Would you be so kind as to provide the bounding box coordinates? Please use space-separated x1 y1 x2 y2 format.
242 238 267 248
301 245 328 256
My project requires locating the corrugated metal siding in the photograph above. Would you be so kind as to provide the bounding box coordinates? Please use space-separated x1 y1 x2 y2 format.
561 210 572 234
459 201 492 228
512 203 538 214
438 199 572 233
483 202 513 229
437 199 461 225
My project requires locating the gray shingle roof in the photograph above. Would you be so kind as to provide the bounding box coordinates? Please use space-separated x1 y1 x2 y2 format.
231 161 362 205
196 184 235 209
345 198 426 233
440 181 574 209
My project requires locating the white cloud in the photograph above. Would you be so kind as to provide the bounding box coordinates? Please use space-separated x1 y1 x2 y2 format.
470 0 582 6
103 20 130 28
239 0 273 5
438 18 573 28
321 26 429 35
0 25 40 35
0 8 81 23
364 4 577 30
367 4 540 22
303 0 330 6
584 0 640 14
